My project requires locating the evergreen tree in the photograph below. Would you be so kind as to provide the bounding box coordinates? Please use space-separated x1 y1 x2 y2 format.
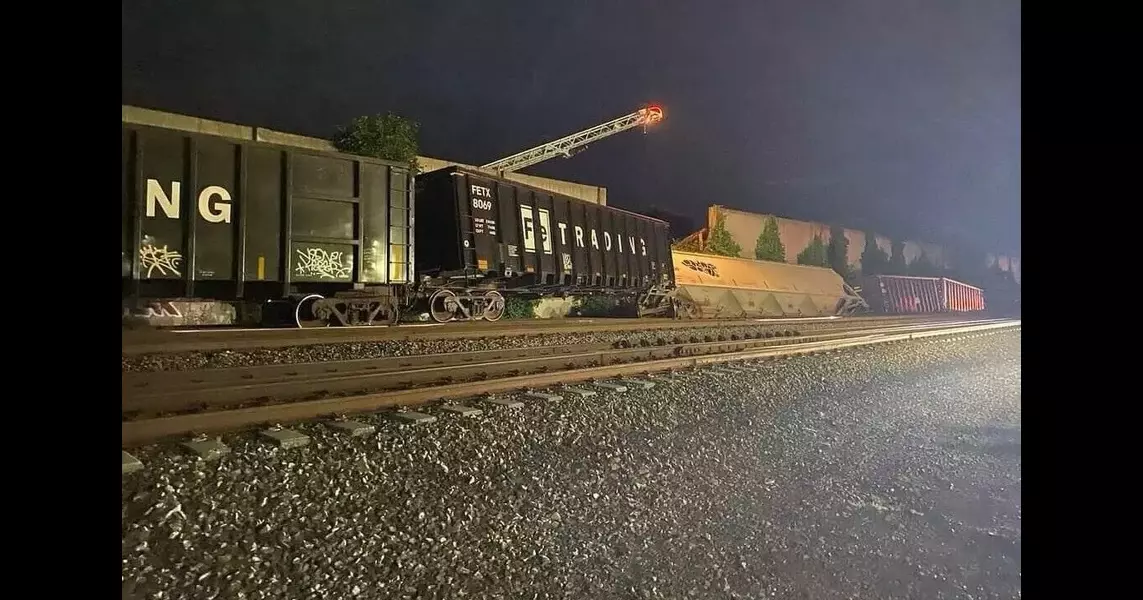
754 216 786 262
908 249 937 277
860 231 889 275
889 240 907 274
827 226 851 277
796 234 829 267
706 214 742 257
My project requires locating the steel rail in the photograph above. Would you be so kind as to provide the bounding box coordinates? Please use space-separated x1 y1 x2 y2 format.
121 320 1019 447
121 314 950 356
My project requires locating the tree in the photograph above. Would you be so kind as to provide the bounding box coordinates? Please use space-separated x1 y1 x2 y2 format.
706 214 742 257
796 234 829 267
888 239 907 274
332 113 421 171
754 216 786 262
860 231 889 275
826 226 851 277
908 249 938 277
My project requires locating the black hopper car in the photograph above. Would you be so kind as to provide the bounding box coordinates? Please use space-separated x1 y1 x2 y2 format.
122 124 675 327
415 167 674 322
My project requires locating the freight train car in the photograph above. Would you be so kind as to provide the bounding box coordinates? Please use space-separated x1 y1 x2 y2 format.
414 167 675 322
860 275 985 314
661 251 868 319
122 123 415 327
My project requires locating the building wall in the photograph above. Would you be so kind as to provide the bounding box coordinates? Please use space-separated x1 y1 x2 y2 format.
707 205 1019 284
122 105 608 205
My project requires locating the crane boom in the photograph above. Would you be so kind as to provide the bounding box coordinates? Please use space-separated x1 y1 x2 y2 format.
480 105 664 173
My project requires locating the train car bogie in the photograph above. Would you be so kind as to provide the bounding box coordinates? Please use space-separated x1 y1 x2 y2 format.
427 289 506 323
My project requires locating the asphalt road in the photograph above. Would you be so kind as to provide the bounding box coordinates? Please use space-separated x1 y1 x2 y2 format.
122 329 1021 599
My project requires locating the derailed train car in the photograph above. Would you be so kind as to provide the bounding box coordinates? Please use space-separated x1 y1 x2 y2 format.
414 167 675 322
122 123 416 327
860 275 985 314
664 251 867 318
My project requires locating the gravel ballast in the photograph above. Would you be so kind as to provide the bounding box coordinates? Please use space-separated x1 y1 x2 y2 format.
122 329 1021 599
121 319 931 373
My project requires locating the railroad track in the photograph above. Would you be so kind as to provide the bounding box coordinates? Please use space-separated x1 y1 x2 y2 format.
122 318 1018 448
121 314 956 356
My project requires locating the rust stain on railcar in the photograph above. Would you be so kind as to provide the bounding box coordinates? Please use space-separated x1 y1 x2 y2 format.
671 251 849 318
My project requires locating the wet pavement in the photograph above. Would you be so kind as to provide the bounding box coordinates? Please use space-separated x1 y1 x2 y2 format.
122 329 1021 599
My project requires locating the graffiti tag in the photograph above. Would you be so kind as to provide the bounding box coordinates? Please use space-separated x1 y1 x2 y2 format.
681 259 719 278
139 244 184 278
295 247 351 279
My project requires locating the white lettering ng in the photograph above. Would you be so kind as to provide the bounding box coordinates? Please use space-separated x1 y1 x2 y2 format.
590 230 599 250
604 232 612 251
575 226 584 248
557 222 568 245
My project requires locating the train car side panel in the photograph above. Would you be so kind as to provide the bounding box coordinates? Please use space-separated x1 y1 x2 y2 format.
193 136 239 284
244 147 284 289
124 123 412 305
414 166 671 294
135 128 189 286
672 251 848 318
862 275 986 313
550 194 573 284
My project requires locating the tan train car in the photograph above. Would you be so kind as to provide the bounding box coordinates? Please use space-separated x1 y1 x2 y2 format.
670 251 863 318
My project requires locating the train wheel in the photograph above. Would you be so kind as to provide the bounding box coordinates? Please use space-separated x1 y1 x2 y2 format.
294 294 331 328
429 289 460 323
482 291 506 322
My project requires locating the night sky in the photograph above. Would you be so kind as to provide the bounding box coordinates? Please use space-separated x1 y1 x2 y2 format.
122 0 1020 255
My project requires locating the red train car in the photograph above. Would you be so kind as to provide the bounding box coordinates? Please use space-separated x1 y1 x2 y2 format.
861 275 985 314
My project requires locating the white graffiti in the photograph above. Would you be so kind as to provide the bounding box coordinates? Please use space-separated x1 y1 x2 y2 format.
139 244 183 278
295 247 351 279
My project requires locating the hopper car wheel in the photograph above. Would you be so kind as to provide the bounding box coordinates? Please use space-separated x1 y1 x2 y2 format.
482 291 506 322
429 289 460 323
295 294 331 328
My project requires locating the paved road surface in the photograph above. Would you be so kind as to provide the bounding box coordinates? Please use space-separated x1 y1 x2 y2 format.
123 329 1021 599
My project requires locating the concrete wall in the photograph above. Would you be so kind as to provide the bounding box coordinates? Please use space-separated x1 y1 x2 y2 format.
707 205 1020 284
122 105 607 205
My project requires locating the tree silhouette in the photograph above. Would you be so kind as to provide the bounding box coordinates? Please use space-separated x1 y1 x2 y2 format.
754 216 786 262
796 234 829 267
860 231 889 275
332 113 421 171
706 214 742 257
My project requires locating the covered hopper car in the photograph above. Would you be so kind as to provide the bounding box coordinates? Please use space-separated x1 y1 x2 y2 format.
662 251 868 319
859 275 985 314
